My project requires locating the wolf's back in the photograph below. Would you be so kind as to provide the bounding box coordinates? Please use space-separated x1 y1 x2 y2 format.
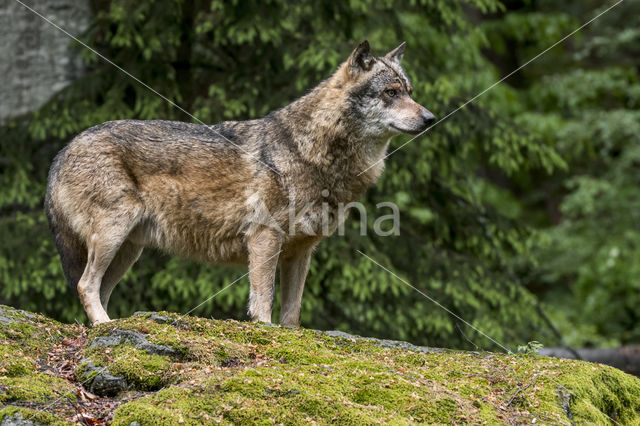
44 119 254 288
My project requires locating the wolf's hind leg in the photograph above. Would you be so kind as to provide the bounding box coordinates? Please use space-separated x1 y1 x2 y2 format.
78 210 142 325
247 229 282 323
279 247 313 327
100 241 143 312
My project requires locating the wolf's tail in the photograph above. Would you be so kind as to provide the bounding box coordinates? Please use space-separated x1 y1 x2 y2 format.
45 155 86 295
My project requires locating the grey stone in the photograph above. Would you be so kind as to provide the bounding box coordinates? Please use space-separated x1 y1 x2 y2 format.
0 413 42 426
132 311 180 326
88 329 178 357
78 328 182 396
0 305 37 325
324 330 357 339
78 357 129 397
0 0 91 122
557 386 574 423
323 329 446 354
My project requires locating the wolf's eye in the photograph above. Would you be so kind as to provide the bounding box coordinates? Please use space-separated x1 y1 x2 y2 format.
385 89 398 98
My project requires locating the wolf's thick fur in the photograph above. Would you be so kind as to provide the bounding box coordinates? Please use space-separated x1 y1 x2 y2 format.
45 41 435 326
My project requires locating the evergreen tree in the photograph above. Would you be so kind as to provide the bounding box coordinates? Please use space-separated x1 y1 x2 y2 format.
481 0 640 347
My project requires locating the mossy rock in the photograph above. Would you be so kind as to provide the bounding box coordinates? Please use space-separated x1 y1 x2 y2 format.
2 305 640 424
76 327 185 396
0 306 78 413
0 407 72 426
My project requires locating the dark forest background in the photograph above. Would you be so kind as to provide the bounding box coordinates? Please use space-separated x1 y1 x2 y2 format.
1 0 639 354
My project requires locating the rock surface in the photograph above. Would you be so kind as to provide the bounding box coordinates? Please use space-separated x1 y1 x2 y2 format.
0 412 42 426
0 305 36 325
1 305 640 425
0 0 90 122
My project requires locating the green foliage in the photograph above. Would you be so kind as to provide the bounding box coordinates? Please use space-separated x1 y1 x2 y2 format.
517 341 544 355
480 0 640 348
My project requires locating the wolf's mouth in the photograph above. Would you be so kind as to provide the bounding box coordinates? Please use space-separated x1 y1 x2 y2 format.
389 123 424 135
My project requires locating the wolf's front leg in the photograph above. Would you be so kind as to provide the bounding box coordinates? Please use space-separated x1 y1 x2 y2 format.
279 246 314 327
247 229 283 323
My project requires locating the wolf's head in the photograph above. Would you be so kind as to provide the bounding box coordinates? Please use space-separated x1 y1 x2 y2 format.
342 40 435 138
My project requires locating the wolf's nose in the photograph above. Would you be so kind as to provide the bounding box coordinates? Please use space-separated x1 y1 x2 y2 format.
421 109 436 126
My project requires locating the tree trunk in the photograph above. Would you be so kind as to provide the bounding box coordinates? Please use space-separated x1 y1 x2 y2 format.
540 346 640 377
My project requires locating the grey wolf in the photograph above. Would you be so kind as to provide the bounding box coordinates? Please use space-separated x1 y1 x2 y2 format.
45 41 435 326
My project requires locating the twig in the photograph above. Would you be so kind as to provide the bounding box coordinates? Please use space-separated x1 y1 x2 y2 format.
506 373 539 407
456 323 481 351
535 303 582 360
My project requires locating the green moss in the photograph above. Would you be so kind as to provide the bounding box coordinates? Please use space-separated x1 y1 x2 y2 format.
0 322 39 342
0 406 73 426
88 313 205 359
553 362 640 424
82 344 176 390
0 372 75 403
75 359 101 381
0 310 78 407
0 345 36 376
112 373 384 425
0 305 79 361
3 306 640 424
112 361 475 424
107 314 640 424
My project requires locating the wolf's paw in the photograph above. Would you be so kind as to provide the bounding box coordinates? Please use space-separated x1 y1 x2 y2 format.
90 316 112 326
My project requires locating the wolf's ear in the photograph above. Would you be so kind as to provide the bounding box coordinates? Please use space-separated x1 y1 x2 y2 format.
385 42 406 64
348 40 375 75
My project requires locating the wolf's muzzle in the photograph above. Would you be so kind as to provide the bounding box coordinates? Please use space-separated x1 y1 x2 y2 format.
421 109 436 127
